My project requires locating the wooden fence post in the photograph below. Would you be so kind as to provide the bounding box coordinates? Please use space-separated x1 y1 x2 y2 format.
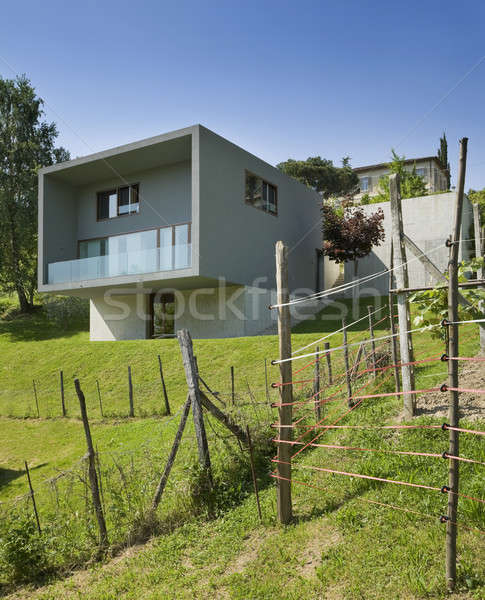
367 306 377 378
60 370 66 417
32 379 40 418
24 460 41 534
264 359 270 404
324 342 332 384
275 241 293 524
128 366 134 417
230 366 235 405
313 346 321 421
342 319 353 407
158 355 171 415
177 330 212 487
74 379 108 549
151 395 191 510
390 173 415 419
445 137 468 590
96 380 104 418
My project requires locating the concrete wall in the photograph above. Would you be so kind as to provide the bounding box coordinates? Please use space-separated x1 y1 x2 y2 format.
198 126 321 296
90 293 149 341
76 160 191 241
40 176 77 283
343 192 474 296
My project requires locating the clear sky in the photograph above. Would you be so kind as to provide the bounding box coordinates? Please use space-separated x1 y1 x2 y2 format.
2 0 484 189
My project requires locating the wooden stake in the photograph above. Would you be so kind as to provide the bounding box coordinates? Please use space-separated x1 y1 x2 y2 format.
60 370 66 417
128 366 134 417
342 319 353 407
390 173 415 418
151 395 191 510
32 379 39 418
96 380 103 418
177 330 212 486
367 306 377 378
275 241 293 524
445 137 468 591
199 391 248 444
324 342 332 384
246 425 262 522
74 378 108 549
313 346 321 420
230 366 235 405
24 460 41 534
158 355 171 415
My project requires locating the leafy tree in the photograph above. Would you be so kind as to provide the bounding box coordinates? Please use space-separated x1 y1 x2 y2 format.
468 188 485 223
410 257 485 340
321 204 385 263
372 150 427 203
0 75 69 312
277 155 359 200
437 132 451 190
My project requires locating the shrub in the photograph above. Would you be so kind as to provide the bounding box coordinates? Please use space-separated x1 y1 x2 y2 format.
0 515 49 582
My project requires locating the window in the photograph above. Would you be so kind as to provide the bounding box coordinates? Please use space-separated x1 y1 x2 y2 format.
150 293 175 338
415 168 426 178
245 172 277 215
97 184 140 220
360 176 369 192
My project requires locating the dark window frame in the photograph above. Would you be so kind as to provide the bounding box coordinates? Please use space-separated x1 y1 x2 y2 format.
245 170 278 216
96 183 140 221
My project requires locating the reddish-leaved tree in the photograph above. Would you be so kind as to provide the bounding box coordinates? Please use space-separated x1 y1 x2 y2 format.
321 204 385 263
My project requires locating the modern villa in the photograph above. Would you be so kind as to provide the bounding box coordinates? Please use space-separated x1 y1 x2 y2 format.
38 125 322 340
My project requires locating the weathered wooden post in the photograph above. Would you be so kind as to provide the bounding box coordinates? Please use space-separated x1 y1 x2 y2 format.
128 366 134 417
390 173 415 418
74 379 108 549
230 366 235 405
275 241 293 524
158 355 171 415
60 370 66 417
177 330 212 487
445 137 468 591
96 380 103 418
151 395 192 510
313 346 321 420
367 307 377 378
324 342 332 384
32 379 40 418
388 293 401 393
24 460 41 534
342 319 353 407
264 358 270 404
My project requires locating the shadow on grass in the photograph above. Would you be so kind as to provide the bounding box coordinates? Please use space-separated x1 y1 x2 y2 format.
0 308 88 342
0 462 48 490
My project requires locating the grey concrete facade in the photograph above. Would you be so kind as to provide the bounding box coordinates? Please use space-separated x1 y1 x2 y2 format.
38 125 322 340
343 192 474 296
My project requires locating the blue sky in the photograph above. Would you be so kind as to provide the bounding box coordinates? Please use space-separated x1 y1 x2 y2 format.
2 0 485 188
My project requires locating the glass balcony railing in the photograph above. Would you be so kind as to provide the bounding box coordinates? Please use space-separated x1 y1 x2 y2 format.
48 244 192 285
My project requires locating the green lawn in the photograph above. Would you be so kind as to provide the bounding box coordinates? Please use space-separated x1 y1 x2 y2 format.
1 296 484 599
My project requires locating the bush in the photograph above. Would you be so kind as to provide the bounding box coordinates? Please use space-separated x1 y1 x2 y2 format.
42 295 89 327
0 515 49 582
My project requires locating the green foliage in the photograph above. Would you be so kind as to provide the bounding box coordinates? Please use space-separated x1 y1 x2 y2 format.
277 155 359 200
437 132 451 190
468 187 485 225
372 150 428 203
0 75 69 312
0 515 49 582
410 257 485 338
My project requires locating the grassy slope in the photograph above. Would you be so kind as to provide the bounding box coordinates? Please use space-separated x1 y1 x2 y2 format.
1 297 484 599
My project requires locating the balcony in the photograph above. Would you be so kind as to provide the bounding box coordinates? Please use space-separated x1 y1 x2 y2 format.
48 243 192 285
